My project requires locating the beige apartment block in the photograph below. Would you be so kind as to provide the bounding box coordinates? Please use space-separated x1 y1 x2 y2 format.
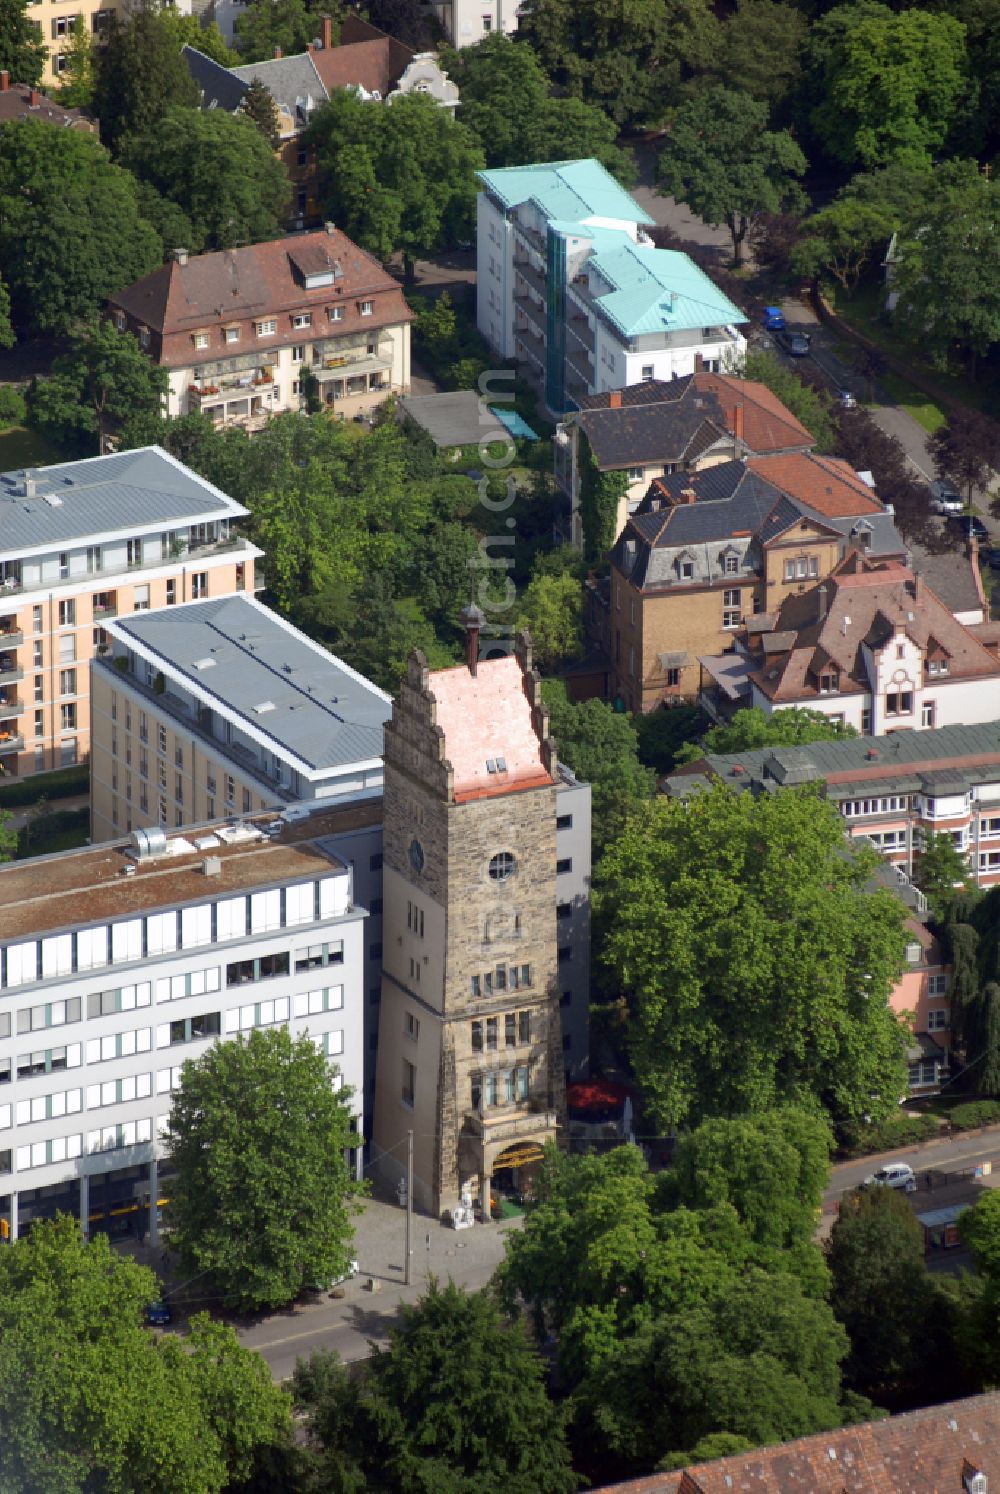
373 624 566 1219
88 593 390 844
0 448 257 786
27 0 118 88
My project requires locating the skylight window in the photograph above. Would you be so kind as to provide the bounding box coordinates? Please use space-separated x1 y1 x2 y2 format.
253 701 276 714
192 657 216 670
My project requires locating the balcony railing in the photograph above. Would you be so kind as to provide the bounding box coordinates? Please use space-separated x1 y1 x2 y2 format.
0 660 22 684
0 627 23 648
0 733 23 755
0 696 23 720
0 537 253 599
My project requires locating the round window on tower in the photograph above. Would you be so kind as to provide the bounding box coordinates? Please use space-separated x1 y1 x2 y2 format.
489 851 516 882
409 838 425 874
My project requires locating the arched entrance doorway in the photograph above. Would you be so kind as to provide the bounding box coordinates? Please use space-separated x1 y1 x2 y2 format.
492 1140 546 1207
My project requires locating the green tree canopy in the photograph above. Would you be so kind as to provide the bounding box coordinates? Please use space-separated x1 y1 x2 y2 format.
0 272 13 349
0 120 162 336
891 161 1000 376
657 86 807 266
498 1144 855 1478
157 8 237 66
58 13 96 109
93 3 200 153
542 680 655 849
450 34 631 179
27 318 169 456
0 1215 291 1493
515 571 583 673
710 0 808 112
235 0 332 63
597 781 909 1129
809 7 968 169
677 705 859 764
790 197 895 291
293 1282 577 1493
125 107 289 251
914 828 977 921
519 0 719 128
667 1109 833 1250
307 89 483 275
167 1026 364 1311
0 0 47 87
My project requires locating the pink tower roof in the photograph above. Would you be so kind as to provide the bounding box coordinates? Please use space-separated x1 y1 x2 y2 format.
427 655 552 802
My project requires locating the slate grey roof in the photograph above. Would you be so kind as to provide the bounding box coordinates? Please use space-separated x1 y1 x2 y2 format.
909 541 985 616
182 45 248 112
0 447 248 560
397 390 509 448
231 53 328 124
572 387 730 470
693 720 1000 798
106 595 391 776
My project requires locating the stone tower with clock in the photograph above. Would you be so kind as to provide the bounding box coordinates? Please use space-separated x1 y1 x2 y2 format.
372 622 565 1217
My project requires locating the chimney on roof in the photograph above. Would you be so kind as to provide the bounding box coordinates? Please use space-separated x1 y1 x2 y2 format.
173 247 189 266
321 13 333 48
29 88 39 106
273 45 282 58
460 600 485 678
913 572 923 604
0 72 9 92
680 487 697 505
325 221 336 236
817 584 828 623
733 401 744 444
609 390 622 409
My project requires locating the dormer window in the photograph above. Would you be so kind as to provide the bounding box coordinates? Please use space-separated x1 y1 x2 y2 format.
114 311 126 332
292 312 312 329
224 325 240 344
193 331 209 350
256 318 277 337
329 306 344 322
679 559 694 580
818 670 839 694
722 552 739 575
359 300 374 316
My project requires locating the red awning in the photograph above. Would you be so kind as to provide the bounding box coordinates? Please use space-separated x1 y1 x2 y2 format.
566 1078 632 1114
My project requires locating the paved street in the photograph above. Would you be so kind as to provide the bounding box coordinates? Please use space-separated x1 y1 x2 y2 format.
826 1127 1000 1204
232 1196 522 1381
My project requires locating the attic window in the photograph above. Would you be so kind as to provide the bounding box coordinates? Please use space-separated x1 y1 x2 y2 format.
305 270 334 289
193 331 210 350
496 755 507 772
678 558 694 580
927 658 950 676
359 300 374 316
224 326 240 344
114 311 126 332
818 670 839 694
723 553 739 575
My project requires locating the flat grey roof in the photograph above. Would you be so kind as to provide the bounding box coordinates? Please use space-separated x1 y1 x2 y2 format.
398 390 510 449
0 446 248 560
106 594 392 776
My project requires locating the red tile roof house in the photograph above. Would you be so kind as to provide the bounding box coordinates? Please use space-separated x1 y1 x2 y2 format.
106 226 413 431
598 1390 1000 1492
734 551 1000 735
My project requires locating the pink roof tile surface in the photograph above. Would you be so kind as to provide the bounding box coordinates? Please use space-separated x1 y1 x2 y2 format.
427 655 552 802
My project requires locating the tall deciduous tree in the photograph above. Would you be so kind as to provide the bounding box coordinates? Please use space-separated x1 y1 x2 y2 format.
0 1215 291 1493
0 121 162 336
515 571 583 672
156 8 237 66
167 1026 364 1312
0 0 47 87
711 0 807 112
790 198 894 291
519 0 719 128
307 90 483 276
27 319 169 456
0 273 13 349
914 829 977 920
658 87 807 267
235 0 331 63
809 7 967 169
92 3 200 154
597 781 909 1128
450 34 632 179
828 1186 949 1408
929 406 1000 508
59 14 96 108
542 680 655 848
125 107 289 251
294 1282 577 1494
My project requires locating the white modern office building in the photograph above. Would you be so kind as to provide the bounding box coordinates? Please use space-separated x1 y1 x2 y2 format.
0 811 369 1241
476 159 748 417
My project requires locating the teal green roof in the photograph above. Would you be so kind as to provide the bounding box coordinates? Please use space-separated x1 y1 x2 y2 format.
477 158 654 227
585 242 747 337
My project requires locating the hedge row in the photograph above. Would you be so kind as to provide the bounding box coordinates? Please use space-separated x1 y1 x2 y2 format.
838 1111 940 1158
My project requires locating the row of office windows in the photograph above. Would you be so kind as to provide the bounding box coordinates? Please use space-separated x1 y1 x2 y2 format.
0 879 346 989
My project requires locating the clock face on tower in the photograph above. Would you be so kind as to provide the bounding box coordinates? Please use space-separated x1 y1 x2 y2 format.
409 838 425 874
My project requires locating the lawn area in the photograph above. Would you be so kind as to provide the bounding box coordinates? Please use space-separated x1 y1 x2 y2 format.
873 370 947 436
0 425 62 469
835 279 994 421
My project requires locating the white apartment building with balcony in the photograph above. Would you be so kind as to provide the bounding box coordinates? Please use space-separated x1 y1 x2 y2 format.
477 159 747 417
0 811 368 1241
0 447 258 785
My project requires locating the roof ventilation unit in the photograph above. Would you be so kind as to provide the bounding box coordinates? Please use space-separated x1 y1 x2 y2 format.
131 826 168 860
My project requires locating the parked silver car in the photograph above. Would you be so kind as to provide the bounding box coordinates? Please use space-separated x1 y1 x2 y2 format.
863 1162 917 1193
929 478 964 516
